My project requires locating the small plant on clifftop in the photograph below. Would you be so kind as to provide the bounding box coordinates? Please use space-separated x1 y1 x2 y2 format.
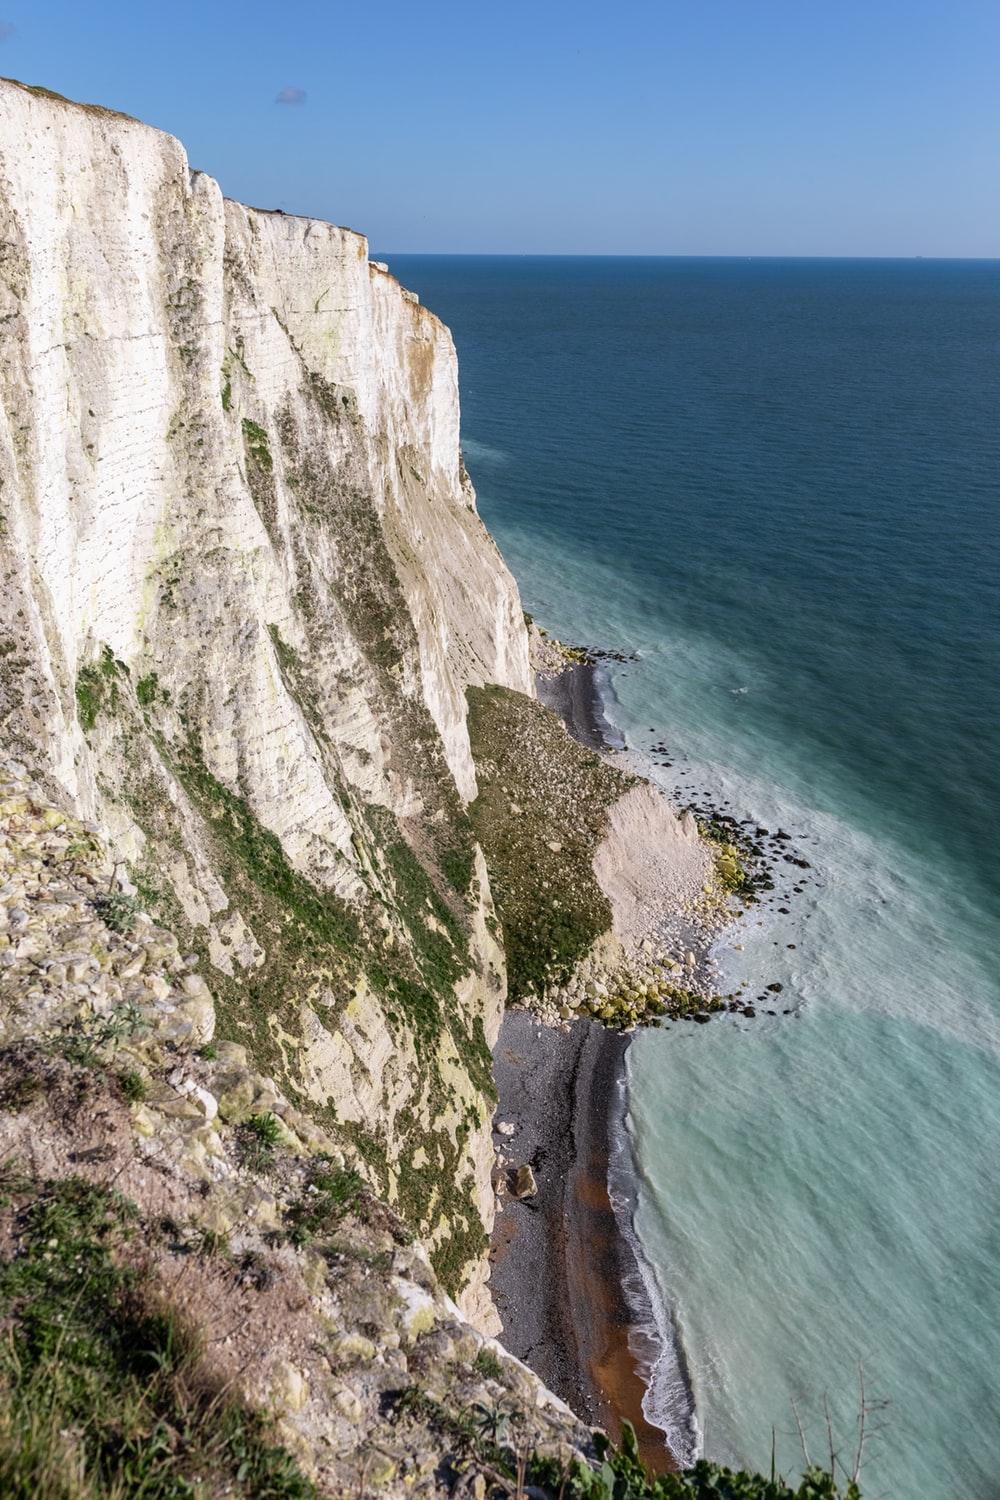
473 1346 504 1381
391 1394 860 1500
55 1003 145 1068
537 1422 862 1500
237 1111 283 1170
285 1160 365 1245
92 890 139 934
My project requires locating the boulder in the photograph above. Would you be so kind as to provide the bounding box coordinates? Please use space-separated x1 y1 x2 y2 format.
513 1164 537 1199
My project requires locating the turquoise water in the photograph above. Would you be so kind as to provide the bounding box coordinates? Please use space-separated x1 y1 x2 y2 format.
388 257 1000 1497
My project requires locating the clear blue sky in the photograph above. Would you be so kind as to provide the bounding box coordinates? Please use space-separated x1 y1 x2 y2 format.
2 0 997 255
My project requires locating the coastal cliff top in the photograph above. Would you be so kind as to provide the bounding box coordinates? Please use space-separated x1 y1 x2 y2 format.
1 73 142 123
0 74 431 316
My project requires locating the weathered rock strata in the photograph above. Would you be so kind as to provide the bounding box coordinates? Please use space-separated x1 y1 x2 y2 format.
0 74 535 1320
0 762 591 1491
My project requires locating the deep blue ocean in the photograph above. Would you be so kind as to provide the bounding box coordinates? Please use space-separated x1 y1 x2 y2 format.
387 256 1000 1498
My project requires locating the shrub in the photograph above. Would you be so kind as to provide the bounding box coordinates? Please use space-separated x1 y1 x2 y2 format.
92 891 139 934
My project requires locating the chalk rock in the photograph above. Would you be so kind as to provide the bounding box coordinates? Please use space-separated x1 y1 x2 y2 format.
513 1164 537 1199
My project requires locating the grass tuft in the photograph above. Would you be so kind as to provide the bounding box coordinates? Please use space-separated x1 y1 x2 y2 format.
237 1112 283 1171
115 1069 147 1103
285 1161 365 1246
0 1176 316 1498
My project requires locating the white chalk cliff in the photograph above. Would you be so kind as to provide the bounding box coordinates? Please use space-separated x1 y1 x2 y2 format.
0 79 712 1346
0 76 531 1324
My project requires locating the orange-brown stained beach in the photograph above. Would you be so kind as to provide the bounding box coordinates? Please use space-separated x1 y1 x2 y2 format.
569 1132 676 1474
489 1012 678 1477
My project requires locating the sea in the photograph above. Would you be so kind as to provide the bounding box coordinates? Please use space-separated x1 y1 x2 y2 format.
385 255 1000 1498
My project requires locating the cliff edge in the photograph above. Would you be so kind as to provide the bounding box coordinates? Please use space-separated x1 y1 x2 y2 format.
0 75 535 1326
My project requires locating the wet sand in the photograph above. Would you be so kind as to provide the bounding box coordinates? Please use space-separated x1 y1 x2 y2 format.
536 659 625 753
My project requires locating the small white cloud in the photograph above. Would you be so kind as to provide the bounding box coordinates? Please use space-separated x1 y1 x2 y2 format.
275 86 306 106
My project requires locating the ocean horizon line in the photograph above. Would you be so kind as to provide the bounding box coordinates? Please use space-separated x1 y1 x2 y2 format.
376 250 1000 263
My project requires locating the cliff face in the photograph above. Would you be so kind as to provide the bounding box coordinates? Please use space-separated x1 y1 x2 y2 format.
0 77 531 1321
0 758 592 1494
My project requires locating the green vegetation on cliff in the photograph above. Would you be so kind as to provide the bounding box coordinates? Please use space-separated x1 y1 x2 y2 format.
0 1173 315 1499
75 646 127 732
568 1424 860 1500
72 643 492 1299
397 1391 860 1500
467 685 634 1000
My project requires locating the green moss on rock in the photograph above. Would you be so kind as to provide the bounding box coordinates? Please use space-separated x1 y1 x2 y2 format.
241 417 272 472
75 645 126 732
